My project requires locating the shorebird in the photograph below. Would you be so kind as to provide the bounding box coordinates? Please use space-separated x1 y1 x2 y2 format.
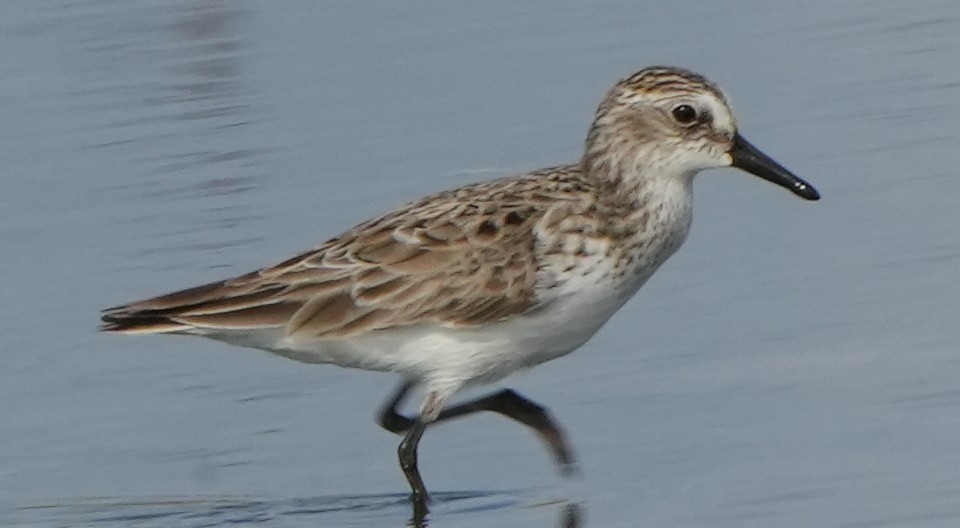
101 66 819 520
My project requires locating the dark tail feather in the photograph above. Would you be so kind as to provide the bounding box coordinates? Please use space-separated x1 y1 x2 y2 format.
99 279 230 334
99 276 293 334
100 308 191 334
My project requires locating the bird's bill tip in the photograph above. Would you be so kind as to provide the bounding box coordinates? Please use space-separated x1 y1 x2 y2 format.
728 133 820 201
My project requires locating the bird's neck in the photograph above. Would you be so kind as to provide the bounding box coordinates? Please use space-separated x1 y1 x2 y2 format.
581 128 694 211
576 130 695 286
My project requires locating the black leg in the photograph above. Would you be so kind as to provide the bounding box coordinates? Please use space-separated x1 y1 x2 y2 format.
398 418 429 524
378 381 416 433
438 389 578 474
377 383 578 474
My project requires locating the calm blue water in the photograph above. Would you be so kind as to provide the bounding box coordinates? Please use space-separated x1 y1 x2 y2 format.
2 1 960 526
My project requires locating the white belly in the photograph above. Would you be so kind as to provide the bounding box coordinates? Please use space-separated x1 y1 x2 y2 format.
249 253 652 388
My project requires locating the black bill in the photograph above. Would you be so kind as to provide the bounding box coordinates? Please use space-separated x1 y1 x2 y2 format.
729 133 820 201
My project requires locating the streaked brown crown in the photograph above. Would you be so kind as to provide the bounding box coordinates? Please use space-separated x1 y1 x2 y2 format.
618 66 728 101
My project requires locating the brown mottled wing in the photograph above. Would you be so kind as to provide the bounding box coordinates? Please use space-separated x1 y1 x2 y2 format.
99 178 569 338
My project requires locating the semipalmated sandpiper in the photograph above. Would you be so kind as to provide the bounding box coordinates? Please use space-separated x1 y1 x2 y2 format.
102 66 819 521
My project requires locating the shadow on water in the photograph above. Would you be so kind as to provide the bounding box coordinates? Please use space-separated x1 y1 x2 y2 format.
7 492 583 528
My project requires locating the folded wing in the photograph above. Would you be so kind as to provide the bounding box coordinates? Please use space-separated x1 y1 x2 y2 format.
101 194 544 339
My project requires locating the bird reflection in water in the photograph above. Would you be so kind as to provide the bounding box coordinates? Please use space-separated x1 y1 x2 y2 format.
407 498 582 528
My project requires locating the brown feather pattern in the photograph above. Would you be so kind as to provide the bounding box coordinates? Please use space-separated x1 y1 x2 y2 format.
100 168 595 338
101 66 744 340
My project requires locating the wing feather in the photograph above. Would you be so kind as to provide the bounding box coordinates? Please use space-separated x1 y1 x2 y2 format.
101 167 592 338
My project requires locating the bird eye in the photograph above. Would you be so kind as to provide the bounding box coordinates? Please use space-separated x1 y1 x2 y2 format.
671 104 698 124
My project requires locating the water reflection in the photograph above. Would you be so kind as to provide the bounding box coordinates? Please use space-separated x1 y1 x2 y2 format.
12 493 582 528
71 0 268 264
145 0 258 184
7 0 960 526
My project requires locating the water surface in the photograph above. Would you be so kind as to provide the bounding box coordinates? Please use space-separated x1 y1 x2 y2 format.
2 1 960 526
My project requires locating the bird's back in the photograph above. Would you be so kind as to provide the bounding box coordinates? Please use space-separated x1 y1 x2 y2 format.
100 164 598 341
